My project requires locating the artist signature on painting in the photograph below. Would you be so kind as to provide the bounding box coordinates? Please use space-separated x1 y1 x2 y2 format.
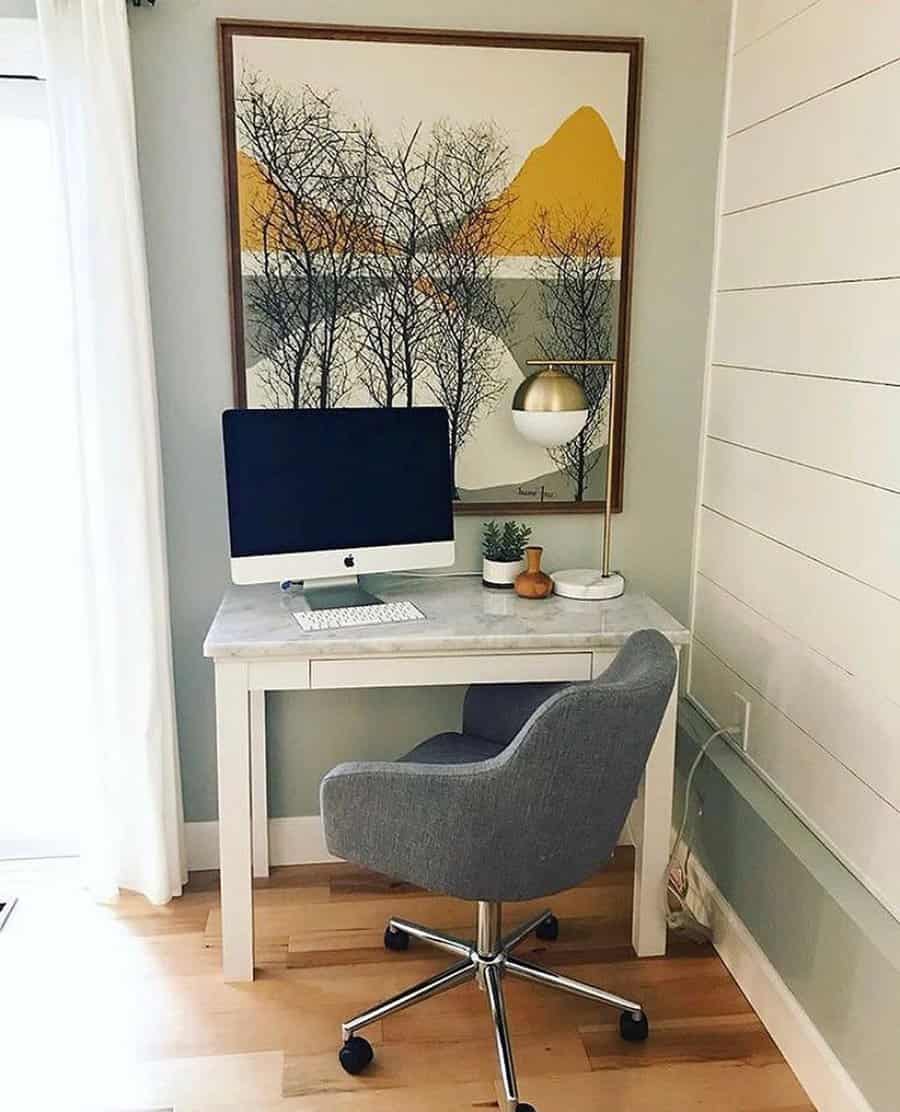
517 486 556 500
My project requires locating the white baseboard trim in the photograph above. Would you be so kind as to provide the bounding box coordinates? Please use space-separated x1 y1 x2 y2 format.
686 855 871 1112
185 816 339 871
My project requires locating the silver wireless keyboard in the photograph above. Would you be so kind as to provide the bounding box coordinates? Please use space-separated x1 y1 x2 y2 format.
292 600 425 632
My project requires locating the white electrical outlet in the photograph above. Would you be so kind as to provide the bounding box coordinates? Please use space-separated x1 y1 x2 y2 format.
732 692 751 751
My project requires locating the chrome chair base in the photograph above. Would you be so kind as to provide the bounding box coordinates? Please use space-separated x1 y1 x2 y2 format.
339 902 648 1112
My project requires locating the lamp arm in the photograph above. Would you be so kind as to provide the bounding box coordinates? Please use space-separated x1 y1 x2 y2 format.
601 363 616 578
520 358 619 582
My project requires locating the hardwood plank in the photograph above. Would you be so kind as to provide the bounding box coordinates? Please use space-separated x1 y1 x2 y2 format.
382 954 750 1047
205 882 631 951
2 857 811 1111
327 869 421 900
504 1061 812 1111
283 1029 589 1096
135 1009 376 1063
287 914 645 971
110 1051 284 1109
288 926 407 969
581 1012 781 1069
180 1082 499 1110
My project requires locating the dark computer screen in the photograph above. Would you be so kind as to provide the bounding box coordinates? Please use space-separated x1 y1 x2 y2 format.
222 407 454 558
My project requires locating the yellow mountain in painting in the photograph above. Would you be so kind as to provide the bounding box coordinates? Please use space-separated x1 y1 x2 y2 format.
490 105 625 256
237 150 388 254
237 105 624 257
237 150 279 251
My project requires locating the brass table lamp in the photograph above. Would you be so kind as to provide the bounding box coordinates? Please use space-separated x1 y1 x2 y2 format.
511 359 624 600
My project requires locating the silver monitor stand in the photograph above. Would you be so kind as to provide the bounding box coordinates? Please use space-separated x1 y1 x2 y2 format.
302 576 383 611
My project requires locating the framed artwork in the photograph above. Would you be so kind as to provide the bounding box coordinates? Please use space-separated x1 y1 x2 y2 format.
219 22 642 513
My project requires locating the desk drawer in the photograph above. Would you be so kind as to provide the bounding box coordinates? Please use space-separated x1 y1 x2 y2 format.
309 652 593 690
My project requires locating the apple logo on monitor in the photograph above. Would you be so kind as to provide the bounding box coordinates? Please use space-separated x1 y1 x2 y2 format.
344 554 355 569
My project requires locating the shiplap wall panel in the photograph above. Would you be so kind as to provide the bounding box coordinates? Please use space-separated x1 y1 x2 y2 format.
733 0 818 53
698 508 900 706
713 282 900 384
718 169 900 290
729 0 900 133
724 59 900 212
694 574 900 811
702 438 900 598
691 642 900 921
692 0 900 922
707 364 900 490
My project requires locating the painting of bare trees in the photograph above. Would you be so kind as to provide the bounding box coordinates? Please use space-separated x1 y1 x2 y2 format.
220 24 641 512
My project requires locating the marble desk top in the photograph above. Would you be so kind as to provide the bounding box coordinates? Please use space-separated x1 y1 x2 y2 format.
204 574 690 660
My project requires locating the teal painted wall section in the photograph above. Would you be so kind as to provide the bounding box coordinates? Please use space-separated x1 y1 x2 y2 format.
128 0 731 822
266 686 467 818
678 700 900 1111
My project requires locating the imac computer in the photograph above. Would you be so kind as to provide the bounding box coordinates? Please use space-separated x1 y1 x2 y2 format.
222 407 455 610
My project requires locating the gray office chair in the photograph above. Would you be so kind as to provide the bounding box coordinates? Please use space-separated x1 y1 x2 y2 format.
320 629 677 1112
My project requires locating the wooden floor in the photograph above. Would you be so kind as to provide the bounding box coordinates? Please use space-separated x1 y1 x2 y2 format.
0 848 813 1111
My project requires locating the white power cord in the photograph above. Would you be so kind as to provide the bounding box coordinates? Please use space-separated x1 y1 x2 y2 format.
666 724 736 943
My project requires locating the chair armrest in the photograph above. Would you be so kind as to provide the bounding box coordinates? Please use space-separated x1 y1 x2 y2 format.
320 758 502 896
462 681 572 747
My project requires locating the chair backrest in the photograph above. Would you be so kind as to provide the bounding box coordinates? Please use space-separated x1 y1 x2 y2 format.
484 629 676 901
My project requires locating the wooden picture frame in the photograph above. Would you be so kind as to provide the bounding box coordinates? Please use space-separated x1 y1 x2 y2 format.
219 21 642 514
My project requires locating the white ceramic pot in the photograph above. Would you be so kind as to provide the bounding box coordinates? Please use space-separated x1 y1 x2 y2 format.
482 556 526 589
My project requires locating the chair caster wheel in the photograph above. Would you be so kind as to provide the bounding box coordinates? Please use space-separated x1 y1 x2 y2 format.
384 925 410 951
535 913 559 941
338 1035 374 1074
619 1009 649 1042
516 1104 537 1111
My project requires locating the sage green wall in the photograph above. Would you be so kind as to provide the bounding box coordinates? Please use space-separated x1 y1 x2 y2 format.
678 701 900 1110
128 0 731 821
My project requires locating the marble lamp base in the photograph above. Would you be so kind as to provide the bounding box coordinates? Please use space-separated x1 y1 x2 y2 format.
551 568 626 601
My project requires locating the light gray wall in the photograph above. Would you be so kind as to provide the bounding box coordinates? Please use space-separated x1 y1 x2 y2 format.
128 0 731 821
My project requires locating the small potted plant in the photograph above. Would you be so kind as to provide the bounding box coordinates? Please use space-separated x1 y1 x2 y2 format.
482 520 532 589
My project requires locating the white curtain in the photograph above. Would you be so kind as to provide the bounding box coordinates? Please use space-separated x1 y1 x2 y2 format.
36 0 185 904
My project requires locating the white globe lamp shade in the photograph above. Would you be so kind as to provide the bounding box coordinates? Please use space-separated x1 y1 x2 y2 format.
511 366 590 448
512 407 589 448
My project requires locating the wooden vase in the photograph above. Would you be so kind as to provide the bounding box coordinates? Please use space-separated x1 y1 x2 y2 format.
515 546 553 599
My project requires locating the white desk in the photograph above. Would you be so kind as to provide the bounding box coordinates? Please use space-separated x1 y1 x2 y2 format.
204 576 689 982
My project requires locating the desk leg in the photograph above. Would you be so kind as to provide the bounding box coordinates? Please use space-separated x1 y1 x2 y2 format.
215 659 255 982
250 689 270 879
631 650 679 957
